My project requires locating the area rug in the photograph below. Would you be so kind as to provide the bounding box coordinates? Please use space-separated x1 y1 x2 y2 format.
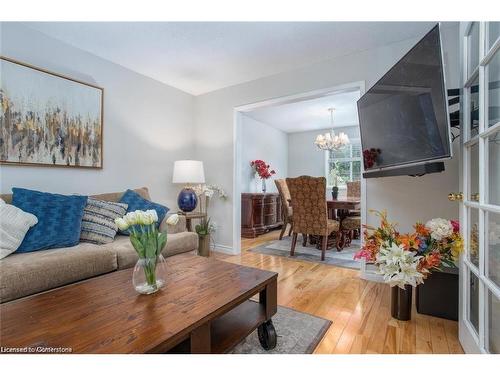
230 305 331 354
248 236 362 269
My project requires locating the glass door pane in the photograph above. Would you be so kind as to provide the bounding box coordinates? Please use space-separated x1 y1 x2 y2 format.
488 131 500 205
468 22 480 76
487 211 500 288
489 22 500 49
469 270 480 333
468 208 480 267
487 51 500 128
487 290 500 353
469 76 480 137
469 142 480 201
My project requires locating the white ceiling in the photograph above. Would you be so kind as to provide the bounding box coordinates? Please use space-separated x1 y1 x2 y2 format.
24 22 447 95
245 90 361 133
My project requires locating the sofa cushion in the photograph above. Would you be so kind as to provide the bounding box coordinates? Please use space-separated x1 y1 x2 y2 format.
12 188 88 253
80 198 128 244
0 198 38 259
0 187 151 206
0 243 117 303
118 189 169 234
107 233 198 269
90 187 151 203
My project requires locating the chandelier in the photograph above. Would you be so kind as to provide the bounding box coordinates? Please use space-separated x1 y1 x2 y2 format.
314 108 350 151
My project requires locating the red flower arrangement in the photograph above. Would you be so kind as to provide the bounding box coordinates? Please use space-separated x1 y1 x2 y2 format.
250 160 276 179
363 148 381 169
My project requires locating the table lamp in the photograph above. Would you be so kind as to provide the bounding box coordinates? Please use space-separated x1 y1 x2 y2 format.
172 160 205 212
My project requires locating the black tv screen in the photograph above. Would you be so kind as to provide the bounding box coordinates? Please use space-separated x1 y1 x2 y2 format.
357 24 451 172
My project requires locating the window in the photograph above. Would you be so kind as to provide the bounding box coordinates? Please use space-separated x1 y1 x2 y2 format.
326 138 361 188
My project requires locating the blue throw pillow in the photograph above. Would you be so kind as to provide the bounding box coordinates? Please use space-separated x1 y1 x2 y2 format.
12 188 88 253
119 189 169 234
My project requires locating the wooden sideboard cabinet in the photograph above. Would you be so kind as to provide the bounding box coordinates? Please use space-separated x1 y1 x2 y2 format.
241 193 283 238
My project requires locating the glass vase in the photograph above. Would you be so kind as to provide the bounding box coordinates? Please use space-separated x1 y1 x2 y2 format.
262 179 267 193
132 254 167 295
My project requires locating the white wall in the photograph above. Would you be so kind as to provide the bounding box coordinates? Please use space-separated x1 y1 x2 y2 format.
194 24 461 249
240 115 288 193
0 23 195 209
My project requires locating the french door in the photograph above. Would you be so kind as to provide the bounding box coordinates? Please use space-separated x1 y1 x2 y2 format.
459 21 500 353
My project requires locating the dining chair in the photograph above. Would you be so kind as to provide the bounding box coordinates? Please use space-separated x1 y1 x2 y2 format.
346 181 361 216
340 216 361 247
286 176 340 261
274 179 293 240
345 181 361 240
346 181 361 198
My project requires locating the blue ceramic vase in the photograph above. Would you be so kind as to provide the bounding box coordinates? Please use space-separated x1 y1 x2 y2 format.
177 188 198 212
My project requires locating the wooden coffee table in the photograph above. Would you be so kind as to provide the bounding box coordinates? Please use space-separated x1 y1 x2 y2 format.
0 253 278 353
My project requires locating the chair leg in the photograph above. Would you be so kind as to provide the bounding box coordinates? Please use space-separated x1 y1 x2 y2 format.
290 232 298 257
279 219 287 240
302 233 307 247
336 231 343 252
288 224 293 236
321 235 327 261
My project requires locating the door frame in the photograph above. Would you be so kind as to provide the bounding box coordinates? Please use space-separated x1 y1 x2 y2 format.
459 21 500 354
232 81 366 254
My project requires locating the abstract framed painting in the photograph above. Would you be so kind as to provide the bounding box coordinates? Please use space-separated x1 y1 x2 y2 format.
0 56 104 169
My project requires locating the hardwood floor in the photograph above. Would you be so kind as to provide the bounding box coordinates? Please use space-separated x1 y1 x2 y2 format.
213 229 464 354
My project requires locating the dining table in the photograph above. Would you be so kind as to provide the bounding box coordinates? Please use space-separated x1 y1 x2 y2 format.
287 197 361 250
327 198 361 221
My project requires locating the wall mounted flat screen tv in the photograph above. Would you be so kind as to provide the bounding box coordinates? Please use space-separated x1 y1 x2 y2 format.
357 24 452 174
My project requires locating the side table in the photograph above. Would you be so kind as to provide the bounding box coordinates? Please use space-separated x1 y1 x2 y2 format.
178 211 207 232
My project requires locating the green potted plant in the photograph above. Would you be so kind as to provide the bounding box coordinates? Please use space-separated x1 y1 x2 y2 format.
195 217 214 257
329 163 339 199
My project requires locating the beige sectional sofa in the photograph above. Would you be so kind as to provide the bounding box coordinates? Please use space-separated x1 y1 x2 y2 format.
0 187 199 303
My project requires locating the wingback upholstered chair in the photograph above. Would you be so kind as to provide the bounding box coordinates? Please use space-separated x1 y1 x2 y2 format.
346 181 361 198
346 181 361 217
286 176 340 261
274 179 293 240
344 180 361 243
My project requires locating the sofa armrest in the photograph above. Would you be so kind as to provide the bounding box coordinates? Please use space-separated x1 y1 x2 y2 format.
160 214 187 234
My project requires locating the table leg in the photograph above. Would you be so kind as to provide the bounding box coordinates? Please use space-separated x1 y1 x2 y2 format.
190 322 211 353
258 279 278 350
186 218 192 232
259 278 277 320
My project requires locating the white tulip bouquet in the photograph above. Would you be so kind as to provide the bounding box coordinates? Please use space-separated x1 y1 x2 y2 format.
115 210 179 293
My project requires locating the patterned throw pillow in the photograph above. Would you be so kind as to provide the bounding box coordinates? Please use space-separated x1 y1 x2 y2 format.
80 198 128 244
12 188 88 253
118 189 169 235
0 198 38 259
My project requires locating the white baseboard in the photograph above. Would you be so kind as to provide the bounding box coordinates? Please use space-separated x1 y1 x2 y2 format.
212 243 238 255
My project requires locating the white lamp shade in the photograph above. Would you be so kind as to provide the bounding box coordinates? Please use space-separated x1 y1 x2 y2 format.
172 160 205 184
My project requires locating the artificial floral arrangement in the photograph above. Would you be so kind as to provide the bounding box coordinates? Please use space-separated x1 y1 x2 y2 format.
363 148 381 169
115 210 179 294
251 159 276 193
251 159 276 179
193 184 228 214
354 210 464 288
328 161 347 199
192 183 227 256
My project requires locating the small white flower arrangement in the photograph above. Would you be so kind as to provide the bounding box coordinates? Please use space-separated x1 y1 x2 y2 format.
376 242 424 289
425 218 454 241
114 211 179 294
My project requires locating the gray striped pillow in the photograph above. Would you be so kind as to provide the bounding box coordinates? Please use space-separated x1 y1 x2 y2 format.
80 198 128 244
